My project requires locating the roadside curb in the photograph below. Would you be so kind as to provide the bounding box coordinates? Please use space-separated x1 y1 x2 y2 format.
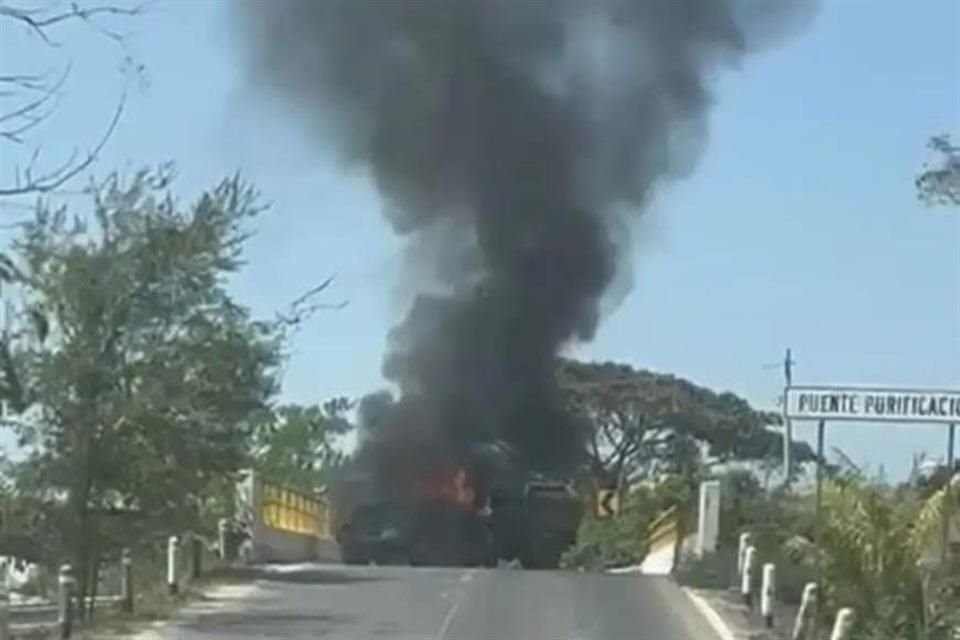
126 619 171 640
682 587 737 640
127 582 262 639
605 564 643 574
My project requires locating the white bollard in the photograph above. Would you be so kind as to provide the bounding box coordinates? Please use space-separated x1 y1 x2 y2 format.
58 564 75 639
0 577 10 640
121 548 134 613
167 535 179 596
218 518 230 560
761 563 776 628
741 545 756 609
830 608 855 640
736 532 753 585
792 582 817 640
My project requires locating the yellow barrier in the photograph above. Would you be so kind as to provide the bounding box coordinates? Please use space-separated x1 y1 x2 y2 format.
646 506 680 554
260 482 331 538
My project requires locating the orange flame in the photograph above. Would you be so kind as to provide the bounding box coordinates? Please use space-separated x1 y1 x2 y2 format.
415 465 476 509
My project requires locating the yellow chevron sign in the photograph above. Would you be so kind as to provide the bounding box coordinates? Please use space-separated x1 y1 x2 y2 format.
596 489 619 518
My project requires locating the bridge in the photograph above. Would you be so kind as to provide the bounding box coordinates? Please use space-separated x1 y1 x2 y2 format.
15 475 943 639
43 478 728 639
234 472 341 564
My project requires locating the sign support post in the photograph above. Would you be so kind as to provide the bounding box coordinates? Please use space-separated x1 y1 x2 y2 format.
813 419 825 640
782 348 795 485
943 423 956 568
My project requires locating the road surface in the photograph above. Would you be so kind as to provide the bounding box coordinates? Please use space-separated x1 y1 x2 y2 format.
152 563 722 639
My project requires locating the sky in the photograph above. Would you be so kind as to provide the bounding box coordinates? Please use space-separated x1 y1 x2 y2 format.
0 0 958 480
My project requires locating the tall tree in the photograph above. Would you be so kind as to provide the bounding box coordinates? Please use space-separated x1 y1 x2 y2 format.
252 399 354 491
0 1 142 197
559 359 815 486
916 134 960 207
0 167 280 610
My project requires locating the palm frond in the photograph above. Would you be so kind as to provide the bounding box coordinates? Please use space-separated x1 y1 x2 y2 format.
910 472 960 558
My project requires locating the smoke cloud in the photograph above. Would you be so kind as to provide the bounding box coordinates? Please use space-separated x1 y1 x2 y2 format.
234 0 814 474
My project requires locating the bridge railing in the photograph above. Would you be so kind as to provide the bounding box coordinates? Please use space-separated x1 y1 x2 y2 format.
261 483 330 538
239 472 338 564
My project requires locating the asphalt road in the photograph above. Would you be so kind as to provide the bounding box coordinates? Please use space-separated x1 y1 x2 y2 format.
153 563 722 640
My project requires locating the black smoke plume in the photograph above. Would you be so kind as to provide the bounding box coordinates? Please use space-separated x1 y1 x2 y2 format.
234 0 814 475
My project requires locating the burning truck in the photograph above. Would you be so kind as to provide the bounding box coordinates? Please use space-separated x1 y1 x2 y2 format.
233 0 808 570
330 440 584 569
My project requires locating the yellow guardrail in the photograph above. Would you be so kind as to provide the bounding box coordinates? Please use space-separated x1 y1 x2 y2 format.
260 482 331 539
645 505 680 553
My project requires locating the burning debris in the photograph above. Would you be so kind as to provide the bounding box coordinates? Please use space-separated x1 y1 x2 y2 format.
234 0 814 566
414 465 477 510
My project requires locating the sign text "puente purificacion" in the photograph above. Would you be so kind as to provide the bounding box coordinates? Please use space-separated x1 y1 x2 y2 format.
785 386 960 424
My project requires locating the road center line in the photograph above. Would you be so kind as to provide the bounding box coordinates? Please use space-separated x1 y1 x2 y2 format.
436 598 462 639
436 569 477 639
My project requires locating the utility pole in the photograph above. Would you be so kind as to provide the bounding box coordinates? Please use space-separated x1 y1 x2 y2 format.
782 348 795 484
763 348 796 485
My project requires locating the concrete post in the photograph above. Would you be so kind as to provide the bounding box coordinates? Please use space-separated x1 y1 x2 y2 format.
741 545 756 609
761 562 776 628
250 472 264 565
791 582 817 640
167 535 179 596
218 518 230 560
696 480 721 557
829 608 855 640
58 564 75 640
121 548 134 614
0 575 10 640
736 532 753 587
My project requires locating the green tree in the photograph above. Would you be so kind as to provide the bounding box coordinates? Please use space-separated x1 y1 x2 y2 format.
561 486 657 570
252 399 354 491
0 167 281 612
916 134 960 207
561 474 699 570
558 359 815 486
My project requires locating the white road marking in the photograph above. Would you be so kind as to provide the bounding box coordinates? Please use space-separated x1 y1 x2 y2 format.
436 598 462 640
682 587 737 640
436 570 477 639
605 565 643 574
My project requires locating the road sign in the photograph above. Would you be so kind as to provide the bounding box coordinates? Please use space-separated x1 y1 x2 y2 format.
596 489 619 519
785 385 960 424
783 380 959 612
